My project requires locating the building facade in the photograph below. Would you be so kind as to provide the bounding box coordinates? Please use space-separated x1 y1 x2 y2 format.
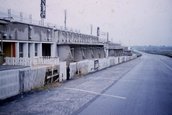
0 19 109 65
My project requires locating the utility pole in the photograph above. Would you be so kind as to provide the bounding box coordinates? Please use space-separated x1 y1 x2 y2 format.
64 9 67 30
90 24 93 35
107 32 109 42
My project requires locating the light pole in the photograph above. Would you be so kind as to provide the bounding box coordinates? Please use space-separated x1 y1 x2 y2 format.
64 9 67 30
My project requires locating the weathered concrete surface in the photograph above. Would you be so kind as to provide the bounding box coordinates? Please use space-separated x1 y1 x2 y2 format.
0 66 47 100
59 62 67 82
58 45 72 62
69 56 136 78
22 67 46 92
0 56 140 115
0 69 20 100
0 67 31 100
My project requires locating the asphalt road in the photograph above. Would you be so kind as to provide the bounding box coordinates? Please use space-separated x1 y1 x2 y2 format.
0 53 172 115
77 54 172 115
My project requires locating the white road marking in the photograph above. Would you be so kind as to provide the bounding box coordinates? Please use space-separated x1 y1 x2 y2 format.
159 59 172 71
91 77 118 80
64 87 126 100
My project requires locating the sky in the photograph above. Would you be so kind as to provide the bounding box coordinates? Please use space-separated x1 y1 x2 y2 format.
0 0 172 46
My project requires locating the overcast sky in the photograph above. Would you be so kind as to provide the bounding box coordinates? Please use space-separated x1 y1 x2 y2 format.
0 0 172 46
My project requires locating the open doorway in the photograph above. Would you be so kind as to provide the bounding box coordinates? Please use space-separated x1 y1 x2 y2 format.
42 43 51 57
3 42 16 57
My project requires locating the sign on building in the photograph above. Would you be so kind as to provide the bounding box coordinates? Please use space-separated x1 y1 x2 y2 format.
94 60 99 70
40 0 46 18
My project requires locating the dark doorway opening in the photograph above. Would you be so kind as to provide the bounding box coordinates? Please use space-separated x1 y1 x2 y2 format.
67 66 70 80
3 42 16 57
42 43 51 56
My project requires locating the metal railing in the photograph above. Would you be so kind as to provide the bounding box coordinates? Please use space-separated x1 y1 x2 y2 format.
0 9 81 32
0 9 108 44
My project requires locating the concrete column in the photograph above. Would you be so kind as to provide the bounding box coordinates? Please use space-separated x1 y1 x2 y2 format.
105 49 109 58
58 45 71 61
23 43 28 57
51 43 56 57
74 47 82 61
15 42 19 57
85 47 91 59
30 43 35 57
38 43 42 57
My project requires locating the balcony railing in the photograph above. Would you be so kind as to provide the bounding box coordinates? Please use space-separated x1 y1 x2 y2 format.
5 57 59 67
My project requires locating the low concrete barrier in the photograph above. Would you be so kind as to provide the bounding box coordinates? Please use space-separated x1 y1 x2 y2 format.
0 69 20 100
20 67 46 92
0 55 138 100
70 63 77 78
70 60 94 78
59 62 67 82
0 67 47 100
69 55 137 78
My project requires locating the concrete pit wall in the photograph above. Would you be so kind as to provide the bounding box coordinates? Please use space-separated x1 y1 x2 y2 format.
0 67 46 100
69 55 137 78
0 63 67 100
20 67 46 92
59 62 67 82
0 69 20 100
69 59 94 79
0 55 137 100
